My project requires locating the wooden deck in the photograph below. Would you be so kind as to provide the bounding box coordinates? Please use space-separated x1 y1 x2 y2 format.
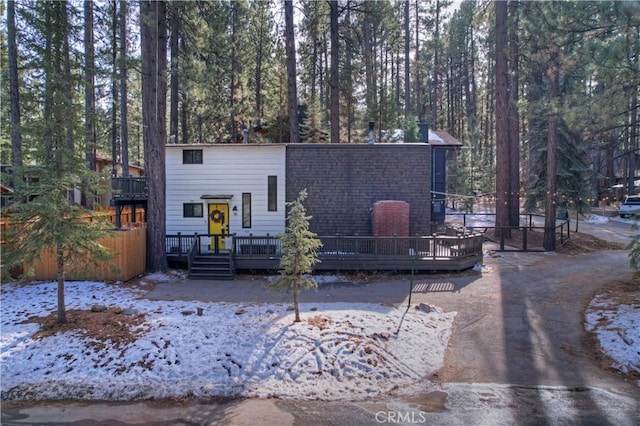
166 233 484 274
111 177 148 201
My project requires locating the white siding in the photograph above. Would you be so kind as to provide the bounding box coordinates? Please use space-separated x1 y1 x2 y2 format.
165 144 286 237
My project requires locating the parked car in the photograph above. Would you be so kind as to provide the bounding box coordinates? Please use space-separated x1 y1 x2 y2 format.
619 195 640 218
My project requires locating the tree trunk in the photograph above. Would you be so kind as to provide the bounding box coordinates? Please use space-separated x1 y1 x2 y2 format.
329 0 339 144
180 35 188 144
293 286 300 322
229 2 239 140
169 3 180 144
255 7 264 126
404 0 410 119
432 0 440 128
140 0 168 272
61 3 74 203
284 0 299 143
544 49 559 251
363 5 376 122
8 0 23 181
119 0 130 176
415 0 422 121
63 7 73 155
111 1 119 177
345 5 353 143
627 85 638 196
494 0 510 239
83 0 96 208
507 0 520 227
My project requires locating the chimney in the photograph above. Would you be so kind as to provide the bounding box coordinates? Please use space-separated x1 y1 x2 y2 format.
419 123 429 143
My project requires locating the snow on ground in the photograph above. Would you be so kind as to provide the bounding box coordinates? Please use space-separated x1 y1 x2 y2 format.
585 293 640 378
0 280 455 401
584 214 610 225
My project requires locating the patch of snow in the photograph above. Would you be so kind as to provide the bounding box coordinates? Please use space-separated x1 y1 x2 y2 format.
585 294 640 375
472 263 492 273
266 274 353 285
584 215 610 225
1 281 455 401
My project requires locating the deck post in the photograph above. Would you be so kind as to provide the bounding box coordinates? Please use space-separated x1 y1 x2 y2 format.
432 235 437 259
115 205 122 229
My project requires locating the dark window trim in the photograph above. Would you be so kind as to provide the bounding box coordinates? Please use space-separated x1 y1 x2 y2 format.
183 202 204 218
268 175 277 212
242 193 251 228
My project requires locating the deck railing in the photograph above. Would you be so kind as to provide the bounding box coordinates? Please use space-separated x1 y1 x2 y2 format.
166 233 484 272
111 177 148 199
446 212 570 252
187 237 198 272
166 233 484 258
166 233 196 257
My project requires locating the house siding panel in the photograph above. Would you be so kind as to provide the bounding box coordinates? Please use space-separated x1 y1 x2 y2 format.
286 144 431 236
166 145 286 237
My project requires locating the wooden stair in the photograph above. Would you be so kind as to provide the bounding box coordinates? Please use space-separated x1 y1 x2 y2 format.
188 252 235 280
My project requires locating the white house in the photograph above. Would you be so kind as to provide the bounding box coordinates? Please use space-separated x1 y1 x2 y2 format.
165 144 286 248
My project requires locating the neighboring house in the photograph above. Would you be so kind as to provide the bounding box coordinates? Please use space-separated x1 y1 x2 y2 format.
1 182 13 209
96 156 145 177
96 157 145 208
1 160 145 211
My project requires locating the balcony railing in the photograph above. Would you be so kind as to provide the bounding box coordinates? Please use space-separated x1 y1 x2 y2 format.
111 177 148 200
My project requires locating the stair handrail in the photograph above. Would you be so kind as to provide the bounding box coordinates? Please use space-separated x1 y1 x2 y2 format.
187 233 199 272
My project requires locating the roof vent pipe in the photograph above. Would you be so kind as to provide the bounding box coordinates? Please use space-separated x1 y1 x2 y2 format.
368 121 375 144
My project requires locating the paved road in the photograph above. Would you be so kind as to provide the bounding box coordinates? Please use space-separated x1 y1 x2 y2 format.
571 217 637 246
2 223 639 425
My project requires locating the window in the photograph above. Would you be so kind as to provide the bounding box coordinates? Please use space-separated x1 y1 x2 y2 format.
268 175 277 212
242 193 251 228
182 149 203 164
623 196 640 205
183 203 203 218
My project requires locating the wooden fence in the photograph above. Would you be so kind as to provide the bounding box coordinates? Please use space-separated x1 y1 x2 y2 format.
94 206 146 227
1 207 145 244
27 226 146 281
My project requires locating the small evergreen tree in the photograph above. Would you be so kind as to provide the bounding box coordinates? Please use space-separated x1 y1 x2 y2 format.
402 117 419 142
3 165 115 324
267 189 322 322
300 99 329 143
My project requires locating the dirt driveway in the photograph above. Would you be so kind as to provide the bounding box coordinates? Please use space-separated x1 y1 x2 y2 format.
426 247 638 391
